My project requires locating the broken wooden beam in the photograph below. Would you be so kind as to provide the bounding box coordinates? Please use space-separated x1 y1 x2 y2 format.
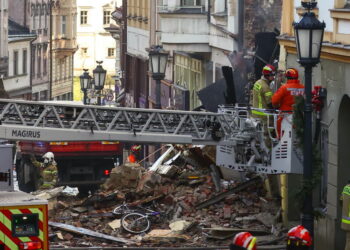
48 221 131 244
195 176 261 209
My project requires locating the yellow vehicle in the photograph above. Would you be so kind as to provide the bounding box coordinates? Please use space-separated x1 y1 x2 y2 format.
0 144 48 250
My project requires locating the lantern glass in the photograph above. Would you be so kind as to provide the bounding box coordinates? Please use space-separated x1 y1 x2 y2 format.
80 70 91 91
93 62 107 90
293 10 325 65
150 54 160 74
159 53 168 75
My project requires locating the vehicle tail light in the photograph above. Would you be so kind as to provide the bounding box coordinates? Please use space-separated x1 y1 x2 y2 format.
104 170 110 176
19 241 42 250
49 142 68 145
101 141 119 144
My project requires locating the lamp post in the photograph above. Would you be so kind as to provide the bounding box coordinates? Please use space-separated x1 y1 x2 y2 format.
93 61 107 105
147 45 169 109
293 0 325 237
80 69 92 105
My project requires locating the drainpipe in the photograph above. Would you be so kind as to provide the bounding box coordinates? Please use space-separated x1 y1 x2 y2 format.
121 0 127 92
207 0 211 23
238 0 244 51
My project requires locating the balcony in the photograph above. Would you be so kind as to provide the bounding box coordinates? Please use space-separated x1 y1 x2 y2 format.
52 38 78 56
159 5 210 50
158 5 206 14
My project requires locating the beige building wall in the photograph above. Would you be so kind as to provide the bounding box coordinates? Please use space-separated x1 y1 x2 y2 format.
0 0 9 77
51 0 77 100
279 1 350 249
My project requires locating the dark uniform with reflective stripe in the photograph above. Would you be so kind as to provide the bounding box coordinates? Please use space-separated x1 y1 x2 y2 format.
342 184 350 250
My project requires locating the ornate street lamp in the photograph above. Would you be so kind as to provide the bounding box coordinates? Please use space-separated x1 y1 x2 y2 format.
80 69 92 105
93 61 107 105
147 45 169 109
293 0 325 237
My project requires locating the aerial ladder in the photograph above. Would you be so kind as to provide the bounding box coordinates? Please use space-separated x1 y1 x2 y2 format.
0 98 302 175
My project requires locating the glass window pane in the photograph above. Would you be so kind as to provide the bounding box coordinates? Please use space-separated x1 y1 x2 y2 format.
297 29 310 58
312 29 323 59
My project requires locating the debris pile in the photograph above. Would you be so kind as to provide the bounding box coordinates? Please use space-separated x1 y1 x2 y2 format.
44 145 287 249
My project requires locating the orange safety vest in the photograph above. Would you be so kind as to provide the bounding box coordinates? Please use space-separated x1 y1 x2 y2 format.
128 154 136 163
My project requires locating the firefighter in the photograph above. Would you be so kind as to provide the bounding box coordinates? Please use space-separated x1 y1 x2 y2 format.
229 232 257 250
286 225 312 250
251 64 275 117
272 68 304 138
31 152 58 190
341 180 350 250
128 144 141 163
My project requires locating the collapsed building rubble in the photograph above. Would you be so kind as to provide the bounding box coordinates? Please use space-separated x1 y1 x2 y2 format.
44 145 287 249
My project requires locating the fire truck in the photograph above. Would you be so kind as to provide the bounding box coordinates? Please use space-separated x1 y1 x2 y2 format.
0 98 303 249
16 140 122 194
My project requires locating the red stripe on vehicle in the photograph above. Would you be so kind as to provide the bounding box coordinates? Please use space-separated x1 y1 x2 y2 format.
1 210 43 245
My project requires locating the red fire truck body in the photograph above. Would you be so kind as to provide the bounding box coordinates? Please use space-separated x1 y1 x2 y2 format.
16 141 123 193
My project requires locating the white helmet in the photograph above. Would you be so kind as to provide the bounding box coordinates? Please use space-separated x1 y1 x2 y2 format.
42 152 55 164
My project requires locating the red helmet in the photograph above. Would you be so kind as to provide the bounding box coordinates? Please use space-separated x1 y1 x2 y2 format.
287 225 312 247
231 232 257 250
262 64 276 76
285 68 299 79
131 145 141 153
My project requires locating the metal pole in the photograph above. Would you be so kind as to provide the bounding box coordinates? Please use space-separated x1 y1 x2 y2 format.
155 79 161 109
83 90 87 105
301 65 314 238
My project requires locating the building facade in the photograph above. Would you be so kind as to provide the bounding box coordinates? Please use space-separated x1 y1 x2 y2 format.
74 0 118 89
51 0 77 100
0 0 9 78
124 0 151 108
278 1 350 249
158 0 282 110
3 20 36 99
30 0 51 100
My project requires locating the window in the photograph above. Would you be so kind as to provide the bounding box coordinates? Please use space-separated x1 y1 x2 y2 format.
80 11 88 25
108 48 115 57
61 16 67 36
37 46 41 77
13 51 18 75
22 49 27 74
81 48 88 57
103 11 111 25
43 44 47 75
181 0 201 6
174 55 204 110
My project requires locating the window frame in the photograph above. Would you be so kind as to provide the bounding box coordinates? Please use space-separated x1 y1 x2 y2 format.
103 10 111 25
80 10 88 25
108 48 115 57
61 15 67 37
22 49 27 75
180 0 202 6
13 51 19 76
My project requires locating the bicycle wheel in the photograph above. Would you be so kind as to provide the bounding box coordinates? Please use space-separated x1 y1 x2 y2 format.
121 213 150 234
113 205 129 216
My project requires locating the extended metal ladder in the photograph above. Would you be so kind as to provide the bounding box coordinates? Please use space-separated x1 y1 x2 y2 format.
0 99 237 145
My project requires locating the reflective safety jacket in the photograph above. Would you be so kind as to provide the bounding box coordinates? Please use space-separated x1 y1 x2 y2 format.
272 79 304 111
342 184 350 231
251 77 273 116
41 164 58 189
